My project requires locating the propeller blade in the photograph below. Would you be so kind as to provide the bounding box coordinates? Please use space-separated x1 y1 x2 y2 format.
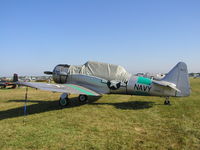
44 71 53 75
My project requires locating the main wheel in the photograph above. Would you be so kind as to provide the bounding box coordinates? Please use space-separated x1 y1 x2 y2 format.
59 93 70 107
78 95 88 102
164 100 170 105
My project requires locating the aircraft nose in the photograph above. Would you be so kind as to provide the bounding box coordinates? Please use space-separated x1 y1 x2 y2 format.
52 64 69 83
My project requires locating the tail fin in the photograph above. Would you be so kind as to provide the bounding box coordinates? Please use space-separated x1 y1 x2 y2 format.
13 73 18 82
162 62 190 97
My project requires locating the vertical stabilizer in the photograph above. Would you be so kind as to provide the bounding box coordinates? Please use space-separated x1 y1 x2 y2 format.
13 73 18 82
162 62 190 97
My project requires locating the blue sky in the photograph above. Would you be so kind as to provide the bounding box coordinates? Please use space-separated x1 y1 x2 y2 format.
0 0 200 76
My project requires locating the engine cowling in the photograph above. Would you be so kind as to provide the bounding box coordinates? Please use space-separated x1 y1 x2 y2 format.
52 64 70 83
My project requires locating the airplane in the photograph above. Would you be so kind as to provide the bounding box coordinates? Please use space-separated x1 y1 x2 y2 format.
0 74 18 89
140 72 165 80
16 61 190 106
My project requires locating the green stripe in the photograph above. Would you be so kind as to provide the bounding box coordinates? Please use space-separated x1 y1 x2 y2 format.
66 84 95 96
137 77 152 85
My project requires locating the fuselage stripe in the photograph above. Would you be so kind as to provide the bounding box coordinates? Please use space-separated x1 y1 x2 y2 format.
137 76 152 85
66 84 95 96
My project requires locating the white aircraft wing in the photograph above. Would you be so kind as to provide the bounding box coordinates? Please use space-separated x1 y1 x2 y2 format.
17 82 100 96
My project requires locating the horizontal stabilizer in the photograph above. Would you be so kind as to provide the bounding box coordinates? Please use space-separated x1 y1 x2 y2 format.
153 80 180 92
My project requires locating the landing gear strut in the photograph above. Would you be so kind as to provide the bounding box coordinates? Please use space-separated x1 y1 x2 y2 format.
59 93 70 107
164 97 170 105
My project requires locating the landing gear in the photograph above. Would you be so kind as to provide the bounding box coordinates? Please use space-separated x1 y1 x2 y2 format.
78 95 88 102
164 97 170 105
59 94 88 107
59 93 70 107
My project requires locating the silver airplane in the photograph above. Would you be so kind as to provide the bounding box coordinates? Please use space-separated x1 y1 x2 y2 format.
17 61 190 106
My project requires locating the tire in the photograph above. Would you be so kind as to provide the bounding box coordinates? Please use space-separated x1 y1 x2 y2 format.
78 95 88 102
59 98 69 106
164 100 170 105
59 93 69 106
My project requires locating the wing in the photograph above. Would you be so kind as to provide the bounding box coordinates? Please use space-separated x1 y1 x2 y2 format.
17 82 100 96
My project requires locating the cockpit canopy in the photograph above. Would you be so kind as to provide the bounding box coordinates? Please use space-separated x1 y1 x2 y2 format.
52 61 131 83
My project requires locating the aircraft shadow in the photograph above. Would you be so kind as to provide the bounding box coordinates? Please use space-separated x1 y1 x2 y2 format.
0 96 101 121
0 98 154 120
89 101 155 110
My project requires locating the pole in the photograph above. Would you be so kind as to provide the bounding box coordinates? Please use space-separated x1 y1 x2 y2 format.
23 87 28 124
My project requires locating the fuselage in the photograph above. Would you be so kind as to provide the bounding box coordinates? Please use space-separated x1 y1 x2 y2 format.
51 64 176 97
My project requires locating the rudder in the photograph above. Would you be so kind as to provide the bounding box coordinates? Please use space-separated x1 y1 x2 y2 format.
13 73 18 82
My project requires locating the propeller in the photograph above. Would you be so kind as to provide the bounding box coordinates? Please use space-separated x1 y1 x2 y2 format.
44 71 53 75
44 71 68 76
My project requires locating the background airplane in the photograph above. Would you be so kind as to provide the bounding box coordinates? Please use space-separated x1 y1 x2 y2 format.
0 74 18 89
16 61 190 106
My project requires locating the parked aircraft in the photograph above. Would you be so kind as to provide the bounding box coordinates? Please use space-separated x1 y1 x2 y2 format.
0 74 18 88
16 61 190 106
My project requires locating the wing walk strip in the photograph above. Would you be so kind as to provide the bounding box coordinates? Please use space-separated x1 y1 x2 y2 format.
66 84 95 96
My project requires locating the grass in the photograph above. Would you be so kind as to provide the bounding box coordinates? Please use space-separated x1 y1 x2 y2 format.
0 78 200 150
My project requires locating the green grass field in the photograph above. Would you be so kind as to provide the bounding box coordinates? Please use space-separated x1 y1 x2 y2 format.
0 78 200 150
